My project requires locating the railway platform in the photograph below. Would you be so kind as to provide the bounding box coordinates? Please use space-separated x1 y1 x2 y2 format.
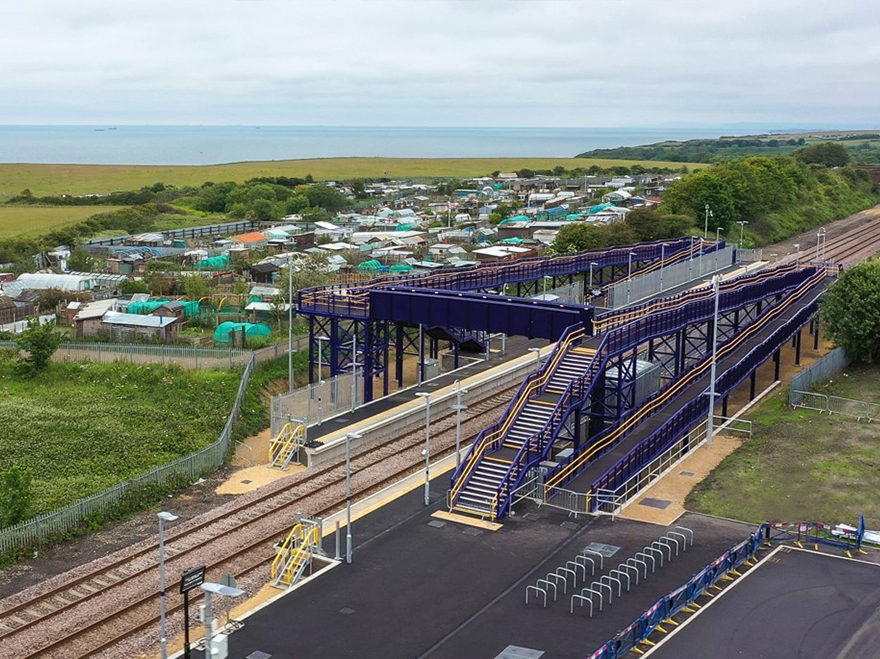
226 485 755 659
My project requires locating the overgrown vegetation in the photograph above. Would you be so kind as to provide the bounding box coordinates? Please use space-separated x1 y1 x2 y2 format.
0 361 240 516
821 260 880 363
576 132 880 165
232 353 309 444
552 207 697 253
12 319 63 376
660 156 879 244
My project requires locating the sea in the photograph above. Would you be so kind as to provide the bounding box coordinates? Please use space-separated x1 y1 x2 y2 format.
0 125 779 166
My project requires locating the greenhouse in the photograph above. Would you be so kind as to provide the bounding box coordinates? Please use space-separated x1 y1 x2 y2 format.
213 321 271 346
196 254 230 271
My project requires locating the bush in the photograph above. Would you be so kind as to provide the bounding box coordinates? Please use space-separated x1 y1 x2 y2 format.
0 465 33 527
13 319 63 376
821 260 880 363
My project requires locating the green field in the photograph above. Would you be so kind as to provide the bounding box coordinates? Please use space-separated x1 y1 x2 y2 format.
0 205 124 238
0 361 240 516
687 364 880 525
0 157 703 199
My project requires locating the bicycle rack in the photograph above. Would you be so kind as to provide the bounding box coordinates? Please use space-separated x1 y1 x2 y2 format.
667 529 688 550
609 568 631 591
627 556 648 579
618 561 640 586
546 572 567 595
651 540 672 563
575 553 597 576
526 585 547 607
570 593 594 617
556 566 578 589
581 548 605 570
635 550 656 572
658 536 678 557
536 578 557 601
592 580 613 605
600 574 622 598
674 525 694 547
643 544 664 567
567 560 588 583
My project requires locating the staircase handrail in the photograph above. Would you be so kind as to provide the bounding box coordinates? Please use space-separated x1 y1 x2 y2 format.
448 322 587 504
490 265 823 516
544 267 827 493
271 523 304 580
588 284 828 507
593 262 801 334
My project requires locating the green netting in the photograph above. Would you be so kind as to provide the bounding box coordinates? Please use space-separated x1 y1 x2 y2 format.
127 299 169 315
357 260 383 273
499 215 531 225
395 224 413 231
214 321 271 346
196 254 229 270
390 263 413 272
501 237 524 244
127 299 199 317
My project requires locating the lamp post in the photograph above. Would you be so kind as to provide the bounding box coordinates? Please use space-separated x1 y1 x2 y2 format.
415 391 431 506
345 431 361 564
349 329 358 412
588 261 598 297
528 346 542 369
793 243 801 263
706 274 721 448
714 227 724 272
703 204 713 239
736 221 748 249
315 335 329 383
816 228 826 261
158 511 179 659
452 381 468 469
626 251 637 305
287 252 294 393
689 235 697 280
542 275 552 297
659 243 668 293
200 582 245 659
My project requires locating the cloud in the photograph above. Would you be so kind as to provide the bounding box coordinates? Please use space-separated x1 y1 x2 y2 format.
1 0 878 126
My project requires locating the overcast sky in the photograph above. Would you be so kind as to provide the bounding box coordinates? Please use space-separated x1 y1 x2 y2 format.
2 0 879 127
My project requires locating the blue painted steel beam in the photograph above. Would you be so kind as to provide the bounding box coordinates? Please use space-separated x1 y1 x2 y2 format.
370 287 593 341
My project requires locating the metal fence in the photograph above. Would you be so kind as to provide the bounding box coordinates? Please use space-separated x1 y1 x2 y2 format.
271 371 360 434
0 339 300 370
608 246 736 309
736 248 764 263
0 356 256 553
789 346 850 406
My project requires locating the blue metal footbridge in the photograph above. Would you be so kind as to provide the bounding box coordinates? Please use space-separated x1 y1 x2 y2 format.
297 237 837 520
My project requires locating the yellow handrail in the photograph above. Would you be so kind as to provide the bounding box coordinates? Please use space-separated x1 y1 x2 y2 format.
449 325 588 502
545 271 824 491
271 523 303 579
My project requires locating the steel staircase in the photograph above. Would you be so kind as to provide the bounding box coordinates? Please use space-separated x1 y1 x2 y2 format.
271 517 322 589
448 324 597 517
269 420 306 470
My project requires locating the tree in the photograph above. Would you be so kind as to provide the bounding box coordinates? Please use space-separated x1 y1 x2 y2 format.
120 279 149 295
794 142 850 168
0 465 32 527
183 274 212 300
67 247 97 272
821 260 880 363
350 178 366 197
13 318 63 376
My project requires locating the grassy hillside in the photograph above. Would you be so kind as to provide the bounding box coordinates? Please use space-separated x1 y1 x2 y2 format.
0 156 704 199
0 361 240 516
0 205 124 238
576 130 880 165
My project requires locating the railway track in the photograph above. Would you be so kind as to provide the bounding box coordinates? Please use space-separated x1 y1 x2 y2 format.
0 386 515 658
2 215 877 657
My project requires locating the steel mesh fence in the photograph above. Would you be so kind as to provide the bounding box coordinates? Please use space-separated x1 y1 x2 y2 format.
0 356 255 553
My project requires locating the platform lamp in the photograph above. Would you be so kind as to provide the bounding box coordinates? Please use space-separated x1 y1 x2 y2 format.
714 227 724 272
200 582 245 659
315 334 330 382
345 431 362 564
706 274 721 448
793 243 801 264
452 381 468 469
703 204 713 239
816 228 827 262
415 391 431 506
736 221 748 249
588 261 598 298
157 511 179 659
287 252 294 392
659 243 669 293
626 251 637 305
